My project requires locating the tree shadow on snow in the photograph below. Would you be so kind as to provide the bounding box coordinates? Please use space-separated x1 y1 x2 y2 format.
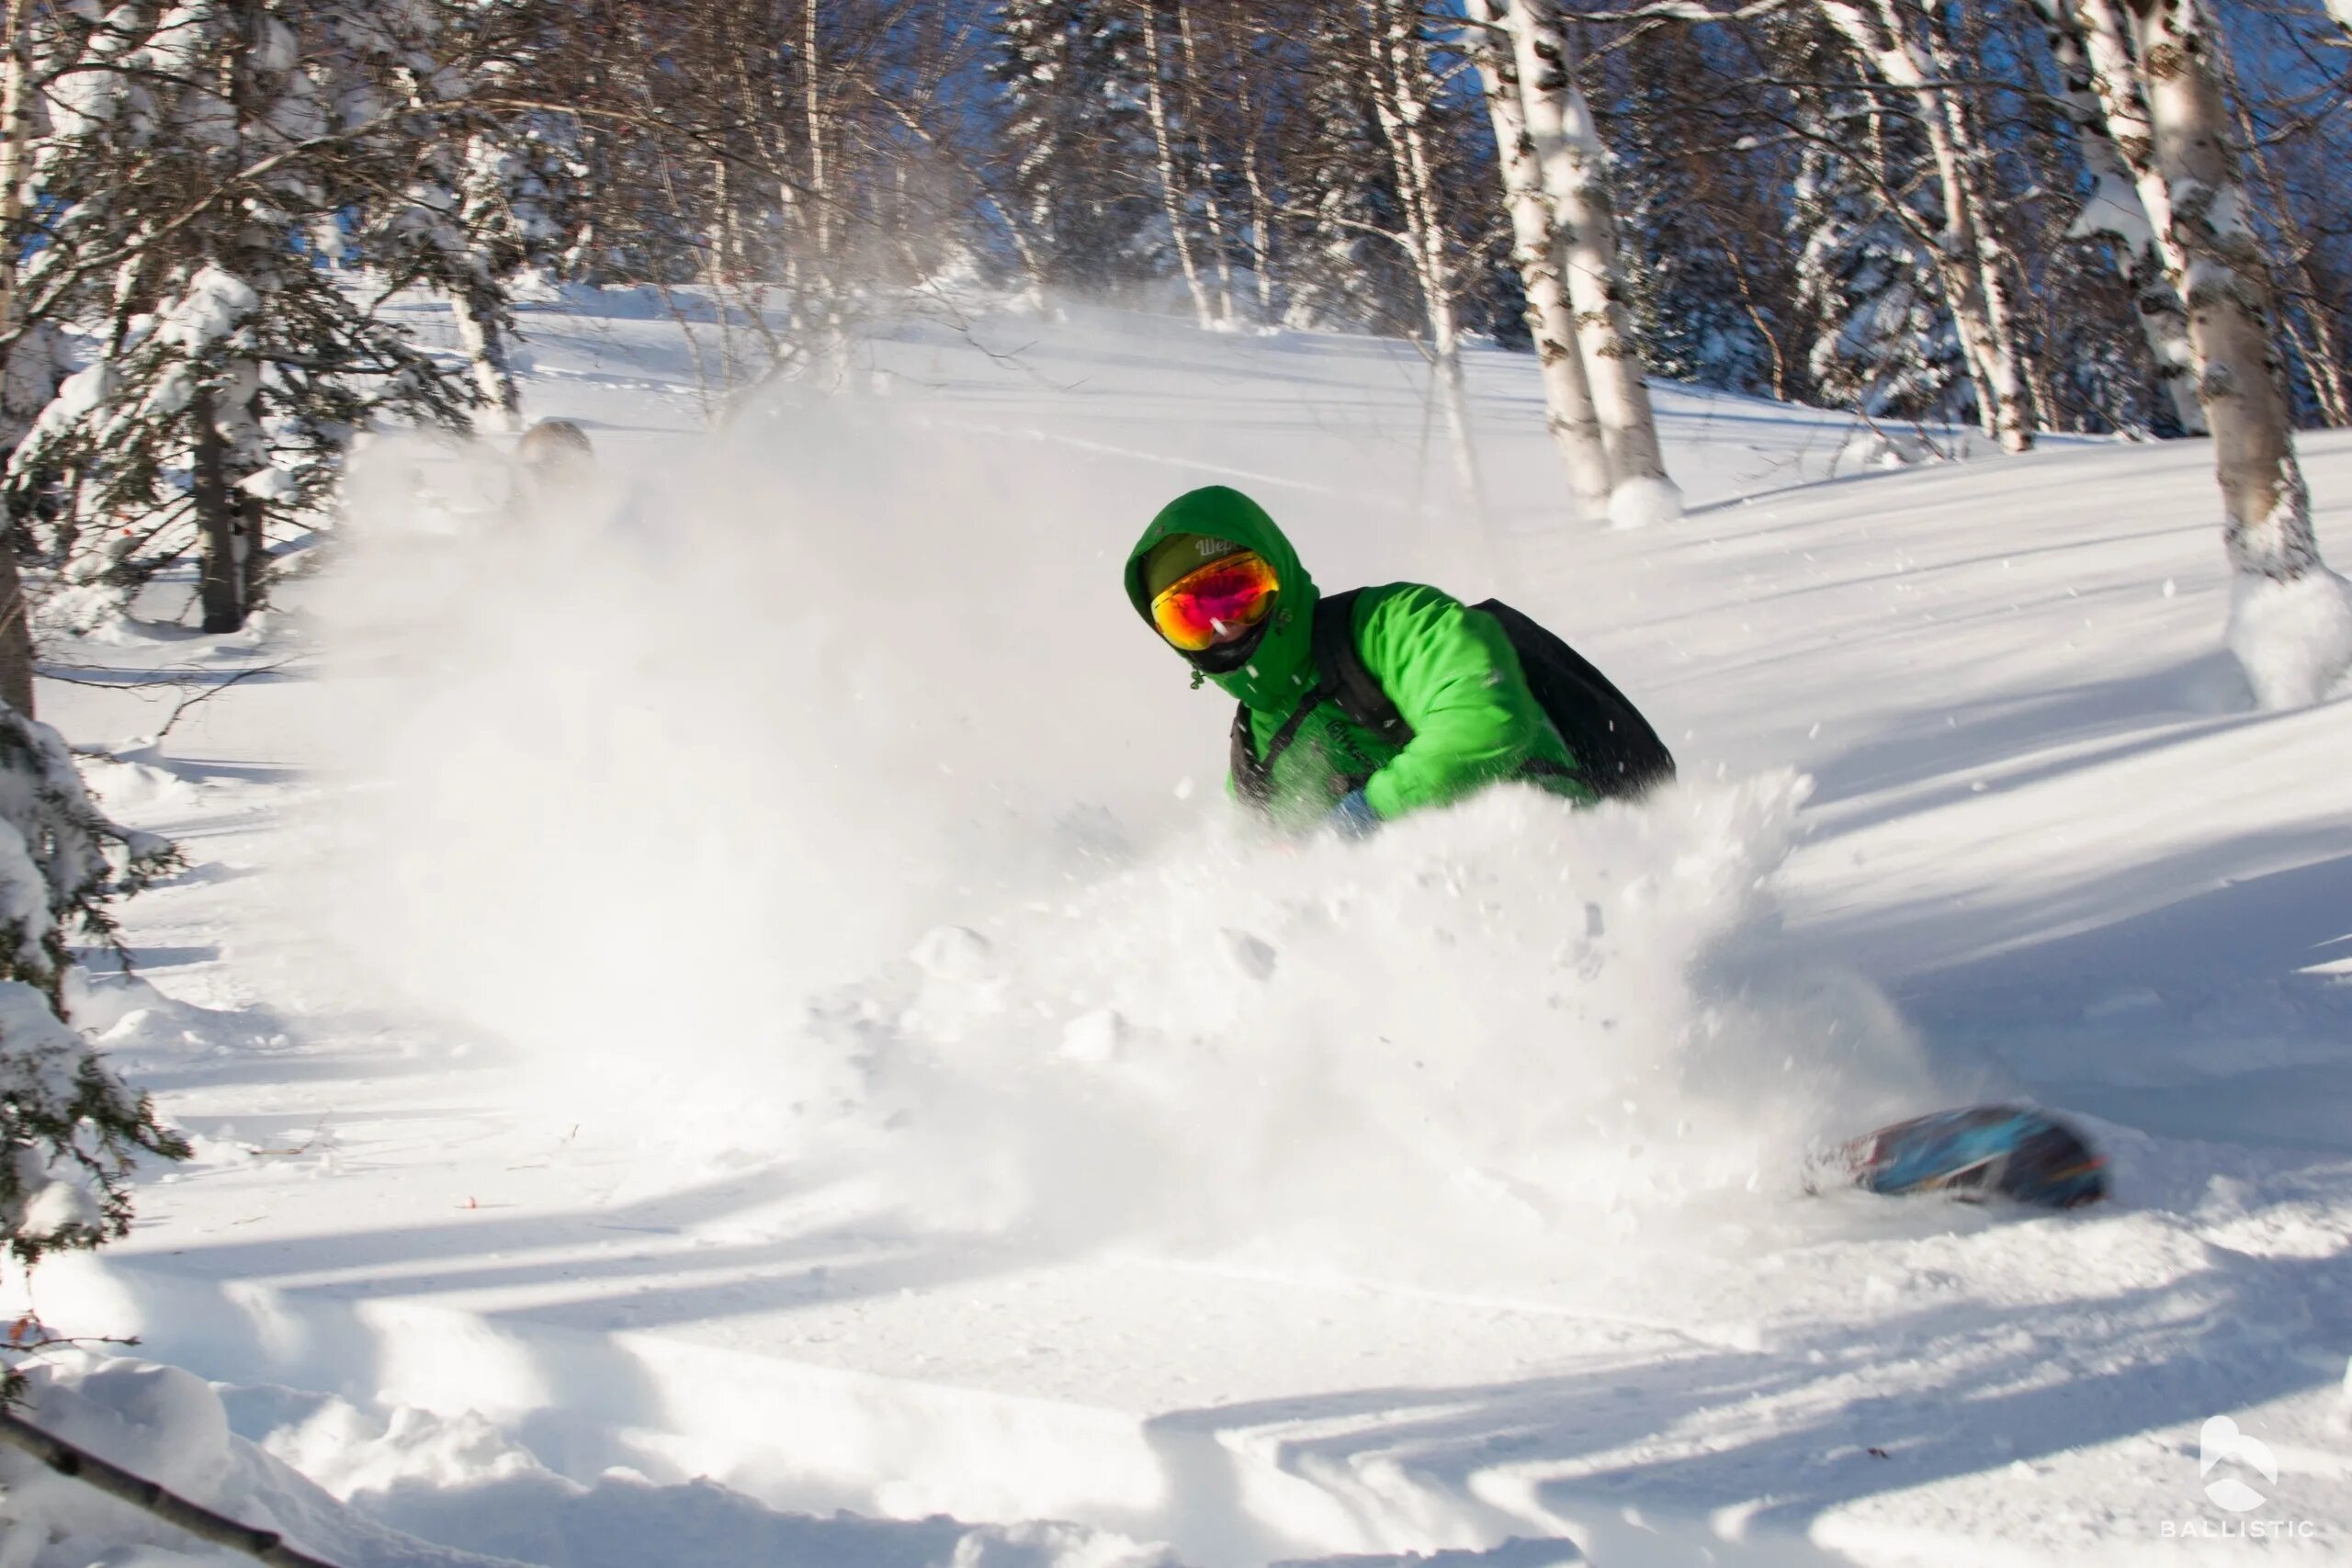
1801 653 2254 829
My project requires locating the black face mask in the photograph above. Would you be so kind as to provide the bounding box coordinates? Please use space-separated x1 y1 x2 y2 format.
1184 610 1273 675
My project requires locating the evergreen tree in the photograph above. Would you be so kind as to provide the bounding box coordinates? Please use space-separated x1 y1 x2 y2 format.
1600 27 1783 397
6 0 489 634
994 0 1159 296
1791 111 1964 424
0 703 187 1404
1280 19 1412 332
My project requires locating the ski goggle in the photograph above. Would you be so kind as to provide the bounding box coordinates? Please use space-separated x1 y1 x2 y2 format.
1149 550 1279 652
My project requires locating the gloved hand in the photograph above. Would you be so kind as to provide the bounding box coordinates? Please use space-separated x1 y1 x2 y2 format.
1325 788 1380 840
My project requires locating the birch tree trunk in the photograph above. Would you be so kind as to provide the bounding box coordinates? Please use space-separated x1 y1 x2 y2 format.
0 0 28 342
1174 3 1238 325
452 289 521 432
0 0 32 716
1503 0 1679 525
1463 0 1610 515
1363 0 1484 515
801 1 849 387
2221 50 2352 428
1920 2 2038 453
1239 127 1277 323
2122 0 2350 707
803 0 831 267
1140 4 1215 328
2041 0 2204 432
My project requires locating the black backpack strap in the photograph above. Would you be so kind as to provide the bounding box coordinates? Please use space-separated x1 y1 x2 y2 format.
1311 589 1414 746
1230 646 1344 813
1232 590 1416 814
1230 703 1279 807
1236 693 1327 793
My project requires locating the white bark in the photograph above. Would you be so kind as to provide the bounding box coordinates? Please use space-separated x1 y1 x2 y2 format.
2122 0 2348 706
803 0 831 266
2218 43 2352 428
452 291 521 431
1463 0 1610 514
0 0 28 341
1140 4 1215 329
0 0 36 712
1505 0 1679 523
2041 0 2204 432
1363 0 1484 515
1240 128 1277 322
1917 2 2040 450
1173 4 1238 325
800 1 853 387
1815 0 2036 453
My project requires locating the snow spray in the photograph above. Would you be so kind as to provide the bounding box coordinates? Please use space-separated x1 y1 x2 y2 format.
303 391 1938 1280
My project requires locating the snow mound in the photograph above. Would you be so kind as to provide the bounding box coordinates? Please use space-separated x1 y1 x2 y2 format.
223 1382 1184 1568
76 754 202 814
3 1352 1186 1568
1604 474 1685 530
2224 567 2352 710
0 1352 522 1567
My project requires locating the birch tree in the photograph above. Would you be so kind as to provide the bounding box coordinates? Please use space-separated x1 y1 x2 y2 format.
1170 2 1242 324
2119 0 2351 707
1812 0 2037 453
1139 2 1216 328
8 0 486 634
0 0 41 716
1463 0 1610 513
1361 0 1485 513
2211 28 2351 431
1496 0 1679 525
2032 0 2204 434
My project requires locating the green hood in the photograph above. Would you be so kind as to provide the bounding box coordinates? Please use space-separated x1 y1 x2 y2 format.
1125 486 1320 712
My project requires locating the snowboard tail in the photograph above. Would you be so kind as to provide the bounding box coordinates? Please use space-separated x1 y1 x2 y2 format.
1806 1105 2109 1210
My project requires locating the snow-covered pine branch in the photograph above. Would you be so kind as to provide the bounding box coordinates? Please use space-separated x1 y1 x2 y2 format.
0 701 187 1404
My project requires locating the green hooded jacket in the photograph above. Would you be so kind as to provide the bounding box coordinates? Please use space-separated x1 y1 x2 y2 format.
1124 486 1592 827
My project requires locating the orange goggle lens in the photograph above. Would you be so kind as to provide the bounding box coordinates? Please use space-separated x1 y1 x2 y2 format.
1150 552 1279 652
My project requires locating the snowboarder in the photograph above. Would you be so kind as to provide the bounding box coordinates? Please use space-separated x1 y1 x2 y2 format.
1125 485 1599 835
515 418 596 493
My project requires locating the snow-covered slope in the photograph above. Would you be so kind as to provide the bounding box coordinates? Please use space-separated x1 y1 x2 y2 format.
11 295 2351 1567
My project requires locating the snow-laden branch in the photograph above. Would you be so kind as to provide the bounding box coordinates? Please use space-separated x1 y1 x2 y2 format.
0 1410 345 1568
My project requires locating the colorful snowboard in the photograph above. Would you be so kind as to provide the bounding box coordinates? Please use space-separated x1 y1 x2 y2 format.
1805 1104 2109 1210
